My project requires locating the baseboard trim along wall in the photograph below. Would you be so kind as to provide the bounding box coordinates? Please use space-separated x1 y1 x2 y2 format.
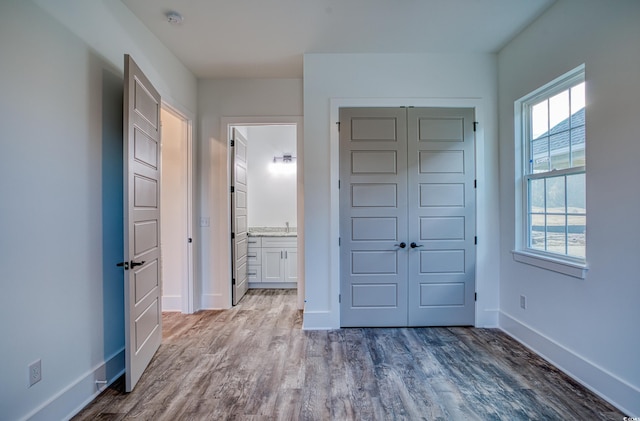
162 295 182 312
302 310 336 330
499 311 640 417
23 349 125 421
477 308 499 328
200 293 228 310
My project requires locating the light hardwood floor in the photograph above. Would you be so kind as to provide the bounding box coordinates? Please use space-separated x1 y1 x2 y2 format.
74 289 624 420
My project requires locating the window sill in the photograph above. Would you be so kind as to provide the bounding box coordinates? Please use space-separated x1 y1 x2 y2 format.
511 250 588 279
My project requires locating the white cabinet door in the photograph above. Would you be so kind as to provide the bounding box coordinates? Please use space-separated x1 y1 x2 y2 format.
258 237 297 283
262 248 285 282
284 248 297 282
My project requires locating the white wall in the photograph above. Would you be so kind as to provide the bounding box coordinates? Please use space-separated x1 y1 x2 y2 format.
0 1 197 419
246 125 297 228
497 0 640 415
302 53 500 329
198 79 303 309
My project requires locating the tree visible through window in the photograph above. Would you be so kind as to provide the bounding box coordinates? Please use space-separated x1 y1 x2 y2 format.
521 69 586 260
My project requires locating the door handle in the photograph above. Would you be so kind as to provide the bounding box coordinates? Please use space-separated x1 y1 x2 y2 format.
116 261 129 270
130 260 145 268
410 242 423 249
394 242 407 249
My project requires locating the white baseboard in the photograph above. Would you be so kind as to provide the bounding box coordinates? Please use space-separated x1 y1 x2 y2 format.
200 293 229 310
23 348 125 421
162 295 182 312
302 310 338 330
499 311 639 417
476 308 499 327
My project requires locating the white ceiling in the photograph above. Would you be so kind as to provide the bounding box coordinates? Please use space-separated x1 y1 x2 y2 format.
120 0 555 79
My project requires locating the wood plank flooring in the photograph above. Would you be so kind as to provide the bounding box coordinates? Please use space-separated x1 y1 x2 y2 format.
73 289 624 420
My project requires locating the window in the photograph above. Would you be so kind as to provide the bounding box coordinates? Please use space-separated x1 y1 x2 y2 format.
514 66 587 276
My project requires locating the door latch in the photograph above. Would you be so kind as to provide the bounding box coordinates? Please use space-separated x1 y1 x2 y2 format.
116 261 130 270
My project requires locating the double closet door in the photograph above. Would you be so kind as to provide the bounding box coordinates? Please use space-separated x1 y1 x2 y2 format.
339 107 476 327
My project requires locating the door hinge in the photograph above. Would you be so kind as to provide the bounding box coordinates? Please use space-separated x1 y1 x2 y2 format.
473 121 479 132
230 139 235 147
339 294 341 303
232 278 236 285
231 232 235 239
475 292 477 302
188 238 193 243
338 237 341 246
336 122 341 132
474 179 477 189
474 236 477 245
230 186 235 193
338 180 341 189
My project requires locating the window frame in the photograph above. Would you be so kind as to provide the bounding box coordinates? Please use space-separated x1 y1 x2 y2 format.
512 65 588 279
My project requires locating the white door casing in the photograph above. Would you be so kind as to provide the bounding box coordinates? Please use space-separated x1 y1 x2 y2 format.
123 54 163 391
231 128 249 305
221 117 304 310
339 107 476 327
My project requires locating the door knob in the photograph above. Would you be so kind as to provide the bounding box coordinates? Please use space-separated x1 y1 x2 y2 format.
130 260 145 268
410 242 423 249
394 242 406 249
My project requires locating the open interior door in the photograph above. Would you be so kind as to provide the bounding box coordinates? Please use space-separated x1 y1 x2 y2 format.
123 54 162 391
231 128 249 305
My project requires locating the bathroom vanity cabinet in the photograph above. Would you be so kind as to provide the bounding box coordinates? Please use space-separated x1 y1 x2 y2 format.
247 235 297 288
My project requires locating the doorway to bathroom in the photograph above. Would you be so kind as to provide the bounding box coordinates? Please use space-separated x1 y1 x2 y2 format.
226 118 304 308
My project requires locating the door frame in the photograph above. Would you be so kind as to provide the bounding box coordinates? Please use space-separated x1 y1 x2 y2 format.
221 116 305 310
330 97 489 327
161 100 195 314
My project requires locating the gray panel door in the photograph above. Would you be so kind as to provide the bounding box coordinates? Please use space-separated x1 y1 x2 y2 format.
339 107 476 327
123 55 162 391
231 128 249 305
407 108 476 326
339 108 409 327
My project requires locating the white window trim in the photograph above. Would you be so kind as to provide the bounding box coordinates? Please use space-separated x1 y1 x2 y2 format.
512 64 588 279
512 250 587 279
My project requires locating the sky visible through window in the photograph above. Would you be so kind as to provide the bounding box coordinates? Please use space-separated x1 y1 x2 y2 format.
531 82 585 140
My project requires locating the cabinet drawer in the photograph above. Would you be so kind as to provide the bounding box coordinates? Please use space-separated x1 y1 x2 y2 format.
261 237 297 248
247 248 261 265
247 237 262 247
248 265 262 282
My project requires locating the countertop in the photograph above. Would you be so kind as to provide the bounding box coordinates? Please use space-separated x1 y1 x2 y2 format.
248 227 297 237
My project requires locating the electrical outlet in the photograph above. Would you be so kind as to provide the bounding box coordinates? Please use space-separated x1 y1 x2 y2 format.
28 359 42 387
520 295 527 310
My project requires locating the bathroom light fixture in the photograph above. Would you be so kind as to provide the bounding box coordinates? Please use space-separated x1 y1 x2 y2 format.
273 153 296 164
166 11 184 25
